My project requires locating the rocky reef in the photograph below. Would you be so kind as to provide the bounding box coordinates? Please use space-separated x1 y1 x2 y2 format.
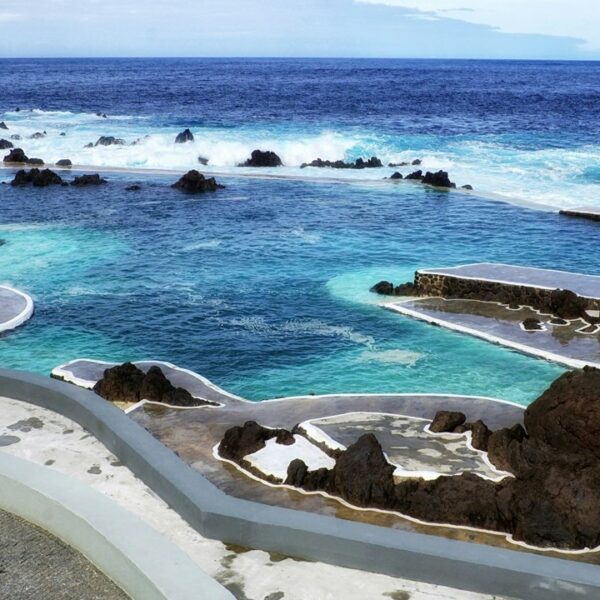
10 168 65 187
171 170 224 193
218 367 600 550
0 139 13 150
71 174 107 186
239 150 283 167
370 280 419 297
175 128 194 144
94 136 126 147
300 157 383 169
93 362 217 407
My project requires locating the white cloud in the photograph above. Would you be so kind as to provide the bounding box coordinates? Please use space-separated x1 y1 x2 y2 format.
358 1 600 50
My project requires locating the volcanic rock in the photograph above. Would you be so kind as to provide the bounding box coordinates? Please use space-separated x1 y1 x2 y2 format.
370 281 394 295
405 170 423 181
125 184 141 191
412 159 422 165
198 156 209 165
3 148 28 163
71 174 107 186
171 170 224 193
389 172 403 180
422 170 456 188
219 421 295 463
301 156 382 169
94 136 125 147
175 128 194 144
0 122 7 130
549 289 588 320
10 168 64 187
0 139 13 150
239 150 283 167
27 158 44 166
429 411 466 433
522 318 543 331
55 159 72 167
93 362 212 407
29 131 46 139
10 134 21 140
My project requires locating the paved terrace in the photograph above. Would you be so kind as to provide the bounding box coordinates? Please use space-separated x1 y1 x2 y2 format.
419 263 600 299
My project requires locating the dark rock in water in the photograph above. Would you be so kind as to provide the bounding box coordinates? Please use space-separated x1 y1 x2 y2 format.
285 459 332 492
389 172 403 180
487 424 527 473
84 142 94 148
15 108 20 112
508 303 520 310
525 367 600 459
71 174 107 186
405 170 423 181
430 411 466 433
27 158 44 166
239 149 283 167
549 288 587 320
60 132 66 136
333 434 396 508
0 139 13 150
3 148 28 163
422 170 456 188
29 131 46 139
549 317 568 325
96 112 108 118
388 161 409 167
0 122 7 130
10 168 64 187
55 159 72 167
175 128 194 144
370 281 395 295
370 280 418 297
171 170 224 194
219 421 295 463
94 136 125 147
10 134 21 140
93 362 213 407
412 159 422 165
522 318 543 331
462 184 474 190
125 184 141 191
197 156 209 165
301 156 382 169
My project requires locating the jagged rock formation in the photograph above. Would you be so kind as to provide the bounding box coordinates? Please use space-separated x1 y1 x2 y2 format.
94 136 126 146
0 139 13 150
55 159 72 167
239 150 283 167
10 168 64 187
71 174 107 186
93 362 215 407
175 128 194 144
171 170 224 193
300 156 382 169
370 280 418 297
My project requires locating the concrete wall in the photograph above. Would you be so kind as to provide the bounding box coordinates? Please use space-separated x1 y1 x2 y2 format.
1 368 600 600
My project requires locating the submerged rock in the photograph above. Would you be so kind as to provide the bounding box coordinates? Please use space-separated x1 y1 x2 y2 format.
10 134 21 141
55 159 72 167
197 156 209 166
522 318 543 331
0 122 7 130
370 280 418 297
10 168 64 187
389 172 403 180
93 362 213 407
71 174 107 186
94 136 125 147
3 148 28 163
171 170 224 193
175 128 194 144
27 158 44 166
239 150 283 167
125 184 141 191
0 139 13 150
29 131 46 139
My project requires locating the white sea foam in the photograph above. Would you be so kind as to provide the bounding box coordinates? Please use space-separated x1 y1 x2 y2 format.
357 349 423 366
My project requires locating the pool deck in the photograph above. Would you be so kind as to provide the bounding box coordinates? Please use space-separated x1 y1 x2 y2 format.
0 285 34 333
419 263 600 299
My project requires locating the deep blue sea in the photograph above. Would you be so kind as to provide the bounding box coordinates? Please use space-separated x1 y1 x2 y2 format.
0 58 599 403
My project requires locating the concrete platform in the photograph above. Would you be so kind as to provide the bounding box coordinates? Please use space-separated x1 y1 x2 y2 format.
0 285 34 332
560 207 600 222
419 263 600 300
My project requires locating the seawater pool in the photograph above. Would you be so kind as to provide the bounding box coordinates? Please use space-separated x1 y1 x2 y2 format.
1 170 594 404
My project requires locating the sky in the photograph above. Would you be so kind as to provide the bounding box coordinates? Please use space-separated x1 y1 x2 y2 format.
1 0 599 59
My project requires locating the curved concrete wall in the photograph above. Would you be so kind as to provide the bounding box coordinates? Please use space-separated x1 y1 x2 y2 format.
0 452 234 600
1 368 599 600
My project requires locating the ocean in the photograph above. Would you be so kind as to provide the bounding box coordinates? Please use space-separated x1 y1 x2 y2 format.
0 57 598 403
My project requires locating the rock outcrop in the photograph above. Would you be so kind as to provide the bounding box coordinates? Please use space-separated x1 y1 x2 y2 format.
27 158 44 166
389 172 403 180
29 131 46 139
301 157 382 169
0 139 13 150
94 136 125 147
370 280 418 297
10 168 64 187
3 148 28 163
55 159 72 167
171 170 224 193
522 318 543 331
422 170 456 188
429 411 466 433
239 150 283 167
93 362 215 407
219 421 295 463
0 122 7 130
71 174 107 186
175 128 194 144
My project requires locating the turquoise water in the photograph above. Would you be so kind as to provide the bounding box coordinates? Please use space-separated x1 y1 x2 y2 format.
0 173 573 405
